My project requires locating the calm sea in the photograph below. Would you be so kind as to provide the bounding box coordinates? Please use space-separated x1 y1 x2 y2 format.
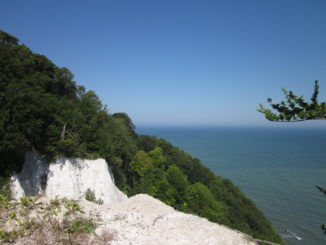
136 126 326 245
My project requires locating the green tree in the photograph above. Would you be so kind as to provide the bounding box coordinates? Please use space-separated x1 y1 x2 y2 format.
166 164 189 209
0 30 283 243
130 150 153 177
166 164 189 195
185 182 227 223
149 146 165 166
258 80 325 234
131 167 177 206
258 80 325 122
112 113 136 137
0 30 18 44
137 135 158 152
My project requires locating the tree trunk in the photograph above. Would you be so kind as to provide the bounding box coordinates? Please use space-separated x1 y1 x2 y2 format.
60 122 66 141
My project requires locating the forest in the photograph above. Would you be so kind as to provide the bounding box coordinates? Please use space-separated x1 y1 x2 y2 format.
0 30 283 244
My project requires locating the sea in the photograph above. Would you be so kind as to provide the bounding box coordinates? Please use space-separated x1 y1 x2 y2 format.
136 126 326 245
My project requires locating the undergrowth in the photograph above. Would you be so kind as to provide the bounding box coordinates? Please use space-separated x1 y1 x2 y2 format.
0 176 11 200
0 196 114 244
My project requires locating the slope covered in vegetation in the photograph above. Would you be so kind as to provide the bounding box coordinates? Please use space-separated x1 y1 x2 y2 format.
0 30 283 244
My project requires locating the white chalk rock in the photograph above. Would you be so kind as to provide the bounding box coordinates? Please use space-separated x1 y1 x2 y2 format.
80 194 257 245
10 173 26 198
11 152 127 204
11 152 48 197
45 157 127 204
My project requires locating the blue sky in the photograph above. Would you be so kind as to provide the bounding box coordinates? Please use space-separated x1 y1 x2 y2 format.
2 0 326 127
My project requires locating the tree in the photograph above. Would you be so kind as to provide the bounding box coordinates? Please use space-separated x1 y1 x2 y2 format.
185 182 227 223
130 150 153 177
258 80 325 122
166 164 189 207
131 166 177 206
0 30 284 243
258 80 325 234
112 113 136 136
166 164 189 195
148 146 165 166
0 30 18 45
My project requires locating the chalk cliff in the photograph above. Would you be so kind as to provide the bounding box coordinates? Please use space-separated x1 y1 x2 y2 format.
11 152 127 204
8 152 260 245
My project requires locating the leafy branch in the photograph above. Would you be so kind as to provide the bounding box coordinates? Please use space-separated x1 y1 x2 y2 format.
258 81 326 122
258 80 326 235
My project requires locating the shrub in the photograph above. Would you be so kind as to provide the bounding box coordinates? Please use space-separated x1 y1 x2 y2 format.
64 217 97 234
0 177 11 201
0 194 8 206
85 188 104 205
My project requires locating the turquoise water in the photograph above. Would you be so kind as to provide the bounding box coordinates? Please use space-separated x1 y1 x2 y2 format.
137 126 326 245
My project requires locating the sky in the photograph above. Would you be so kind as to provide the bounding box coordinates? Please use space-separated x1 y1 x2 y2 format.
1 0 326 127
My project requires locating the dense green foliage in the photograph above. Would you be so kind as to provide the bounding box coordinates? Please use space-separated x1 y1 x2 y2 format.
0 30 282 243
0 177 11 204
258 80 325 121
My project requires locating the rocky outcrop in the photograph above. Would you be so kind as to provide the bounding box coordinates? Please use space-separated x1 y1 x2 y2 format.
8 153 262 245
2 194 258 245
81 194 257 245
11 152 127 204
11 152 48 198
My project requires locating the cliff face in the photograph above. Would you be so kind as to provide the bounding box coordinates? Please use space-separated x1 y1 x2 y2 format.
5 152 261 245
11 152 127 204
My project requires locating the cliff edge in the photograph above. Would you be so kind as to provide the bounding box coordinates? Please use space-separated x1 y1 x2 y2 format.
86 193 257 245
6 153 260 245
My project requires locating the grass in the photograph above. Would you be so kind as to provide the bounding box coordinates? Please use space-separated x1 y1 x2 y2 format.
0 196 114 244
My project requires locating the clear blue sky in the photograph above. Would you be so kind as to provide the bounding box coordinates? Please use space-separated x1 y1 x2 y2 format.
2 0 326 127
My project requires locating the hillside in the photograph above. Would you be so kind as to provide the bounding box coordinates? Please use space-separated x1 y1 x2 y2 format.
0 30 283 244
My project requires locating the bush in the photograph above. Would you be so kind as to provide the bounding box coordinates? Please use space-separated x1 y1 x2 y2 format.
84 188 104 205
0 194 8 206
0 177 11 201
64 217 97 234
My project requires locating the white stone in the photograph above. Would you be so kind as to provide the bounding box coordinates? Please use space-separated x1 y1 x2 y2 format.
80 194 257 245
10 152 127 204
45 157 127 204
12 194 259 245
10 173 25 198
10 152 48 197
